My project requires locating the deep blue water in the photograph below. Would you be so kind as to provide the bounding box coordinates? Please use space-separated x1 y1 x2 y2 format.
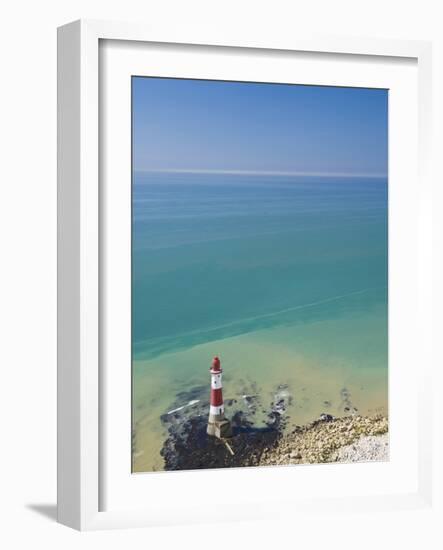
132 172 388 360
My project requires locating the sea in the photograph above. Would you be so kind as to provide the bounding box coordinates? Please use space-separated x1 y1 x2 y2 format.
132 171 388 472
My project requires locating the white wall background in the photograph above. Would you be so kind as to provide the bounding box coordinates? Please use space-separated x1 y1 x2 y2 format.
0 0 441 548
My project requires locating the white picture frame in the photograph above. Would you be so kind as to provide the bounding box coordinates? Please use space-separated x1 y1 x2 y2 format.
57 19 433 531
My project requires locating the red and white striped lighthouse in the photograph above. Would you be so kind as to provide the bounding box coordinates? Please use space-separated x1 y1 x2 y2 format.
207 356 231 437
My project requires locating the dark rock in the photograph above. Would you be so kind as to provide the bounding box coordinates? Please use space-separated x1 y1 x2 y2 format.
161 414 282 471
159 383 290 471
231 410 253 428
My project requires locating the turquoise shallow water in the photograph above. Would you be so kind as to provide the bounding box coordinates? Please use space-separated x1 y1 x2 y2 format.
132 172 388 472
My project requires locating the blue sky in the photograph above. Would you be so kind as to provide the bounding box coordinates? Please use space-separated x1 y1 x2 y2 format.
132 77 388 177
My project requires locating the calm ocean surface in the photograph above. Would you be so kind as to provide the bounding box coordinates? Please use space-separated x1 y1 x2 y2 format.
132 172 388 472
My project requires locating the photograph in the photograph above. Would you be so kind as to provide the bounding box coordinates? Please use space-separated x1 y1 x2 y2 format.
131 76 389 473
3 1 437 543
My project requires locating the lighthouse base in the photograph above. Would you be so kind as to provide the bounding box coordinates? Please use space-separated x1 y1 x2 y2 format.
207 418 232 439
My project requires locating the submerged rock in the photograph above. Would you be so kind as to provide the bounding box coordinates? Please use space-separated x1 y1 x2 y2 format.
161 413 282 471
159 383 287 471
157 383 388 470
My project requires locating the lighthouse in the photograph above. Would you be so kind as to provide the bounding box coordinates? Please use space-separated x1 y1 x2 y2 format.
207 356 232 438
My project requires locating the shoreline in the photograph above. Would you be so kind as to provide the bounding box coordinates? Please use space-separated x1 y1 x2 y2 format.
158 391 388 470
258 414 388 467
133 375 388 472
132 303 388 473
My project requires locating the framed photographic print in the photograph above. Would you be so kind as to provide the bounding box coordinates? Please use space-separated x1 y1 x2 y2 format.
57 20 433 530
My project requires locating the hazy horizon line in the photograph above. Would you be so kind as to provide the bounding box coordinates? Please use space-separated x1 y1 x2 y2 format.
134 168 387 179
